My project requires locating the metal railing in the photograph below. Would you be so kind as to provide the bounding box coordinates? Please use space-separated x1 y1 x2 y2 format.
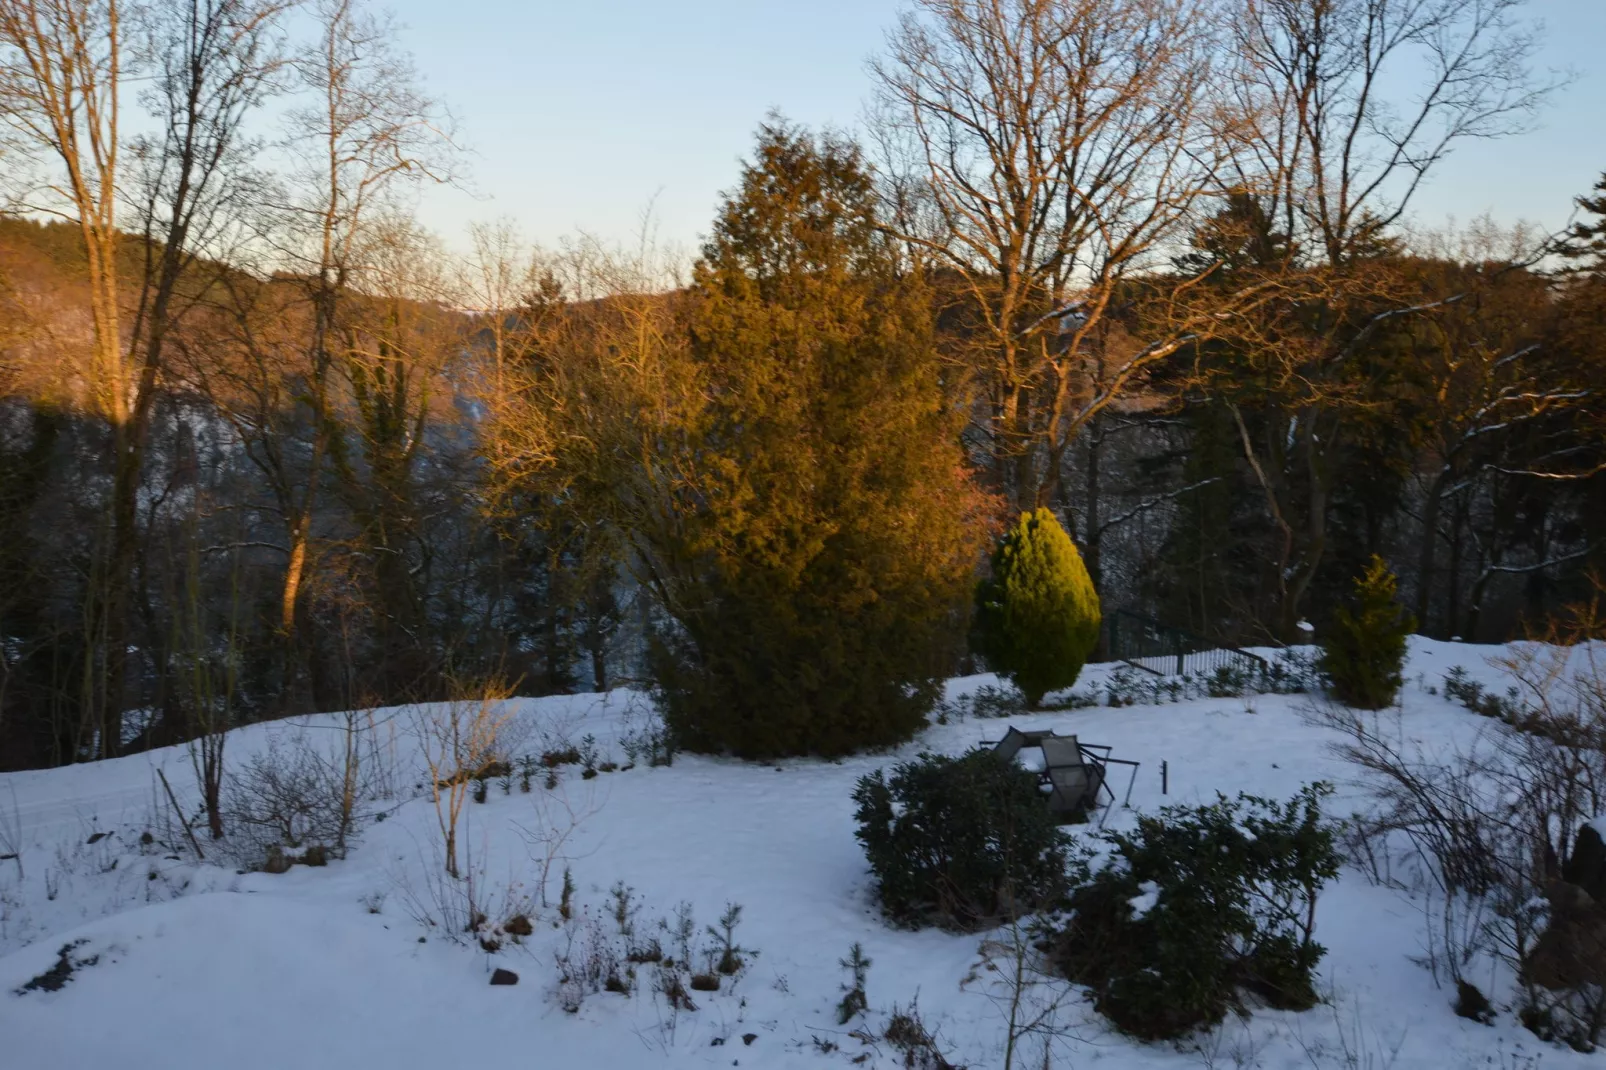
1105 608 1268 679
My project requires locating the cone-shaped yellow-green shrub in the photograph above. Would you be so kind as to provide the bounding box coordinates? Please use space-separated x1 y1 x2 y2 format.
973 509 1101 707
1318 555 1414 710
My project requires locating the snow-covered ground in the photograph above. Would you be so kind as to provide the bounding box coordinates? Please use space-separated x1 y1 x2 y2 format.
0 638 1585 1069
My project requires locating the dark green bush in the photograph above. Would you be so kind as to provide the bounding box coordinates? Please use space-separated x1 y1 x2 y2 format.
1050 783 1340 1040
853 749 1073 930
1319 555 1414 710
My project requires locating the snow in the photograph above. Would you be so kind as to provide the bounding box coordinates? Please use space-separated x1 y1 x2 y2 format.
1127 881 1160 920
0 637 1587 1069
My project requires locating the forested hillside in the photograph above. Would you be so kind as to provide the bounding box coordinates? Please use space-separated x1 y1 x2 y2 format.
1 0 1603 772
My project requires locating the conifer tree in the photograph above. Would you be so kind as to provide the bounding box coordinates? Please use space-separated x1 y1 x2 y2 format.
1318 555 1415 710
973 508 1101 707
644 121 993 758
1560 172 1606 275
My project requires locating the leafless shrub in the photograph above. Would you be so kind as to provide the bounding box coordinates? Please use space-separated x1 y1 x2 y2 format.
1320 619 1606 1048
513 776 603 908
391 834 535 947
883 997 961 1070
964 914 1080 1070
415 677 514 879
222 735 348 869
1290 996 1407 1070
0 783 22 879
556 909 633 1012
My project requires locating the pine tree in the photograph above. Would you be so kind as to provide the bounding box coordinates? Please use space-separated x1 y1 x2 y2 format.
973 509 1101 707
645 121 993 759
1317 555 1415 710
1560 172 1606 275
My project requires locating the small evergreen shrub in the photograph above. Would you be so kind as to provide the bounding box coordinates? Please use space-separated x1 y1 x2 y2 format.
705 902 750 975
1318 555 1414 710
1263 646 1321 694
837 943 871 1024
973 509 1102 707
1443 666 1524 721
965 683 1029 719
1050 783 1341 1040
1205 663 1251 698
853 749 1073 930
619 709 676 768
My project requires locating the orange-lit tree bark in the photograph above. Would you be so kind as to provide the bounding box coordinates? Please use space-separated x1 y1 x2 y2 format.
271 0 453 702
0 0 125 756
871 0 1234 511
2 0 289 756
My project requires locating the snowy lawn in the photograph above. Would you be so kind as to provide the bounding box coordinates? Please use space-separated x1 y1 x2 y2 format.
0 638 1583 1069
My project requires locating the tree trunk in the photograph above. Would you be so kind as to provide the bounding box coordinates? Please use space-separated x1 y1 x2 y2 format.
1415 469 1447 635
1447 498 1465 636
1083 414 1102 594
1277 432 1329 643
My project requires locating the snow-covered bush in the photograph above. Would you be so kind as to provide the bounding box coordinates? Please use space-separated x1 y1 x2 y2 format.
852 750 1073 930
1050 783 1340 1041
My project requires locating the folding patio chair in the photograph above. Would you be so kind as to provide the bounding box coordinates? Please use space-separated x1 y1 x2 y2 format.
1038 734 1104 819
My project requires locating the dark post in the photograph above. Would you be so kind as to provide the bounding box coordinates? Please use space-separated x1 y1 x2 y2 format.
1161 759 1168 796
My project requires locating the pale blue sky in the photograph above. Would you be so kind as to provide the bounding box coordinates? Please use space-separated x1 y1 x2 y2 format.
384 0 1606 255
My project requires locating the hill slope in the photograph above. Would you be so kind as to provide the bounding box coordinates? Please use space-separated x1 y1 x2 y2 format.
0 640 1586 1069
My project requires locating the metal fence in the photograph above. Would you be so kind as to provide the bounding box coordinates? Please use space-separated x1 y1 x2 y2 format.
1105 609 1268 679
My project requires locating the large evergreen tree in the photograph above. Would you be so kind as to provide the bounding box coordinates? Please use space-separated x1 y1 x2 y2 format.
644 122 992 759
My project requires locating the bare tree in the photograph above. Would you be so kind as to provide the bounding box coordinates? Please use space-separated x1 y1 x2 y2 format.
1234 0 1552 270
0 0 125 756
1397 228 1596 634
179 499 247 840
0 0 292 757
871 0 1235 510
269 0 454 691
330 215 461 696
1195 0 1558 639
0 0 121 418
513 776 603 909
463 217 534 408
415 676 511 879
